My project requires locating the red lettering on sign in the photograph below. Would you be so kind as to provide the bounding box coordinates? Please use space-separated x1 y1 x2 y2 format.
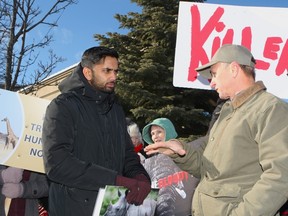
276 39 288 76
264 37 282 60
187 5 288 82
157 171 189 189
188 5 225 81
241 27 252 50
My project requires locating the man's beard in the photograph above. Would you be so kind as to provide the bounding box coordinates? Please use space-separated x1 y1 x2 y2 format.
90 81 115 93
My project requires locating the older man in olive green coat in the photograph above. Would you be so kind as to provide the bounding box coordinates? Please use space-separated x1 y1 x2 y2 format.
145 44 288 216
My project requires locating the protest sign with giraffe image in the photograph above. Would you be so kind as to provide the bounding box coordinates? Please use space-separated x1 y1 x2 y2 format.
0 89 50 173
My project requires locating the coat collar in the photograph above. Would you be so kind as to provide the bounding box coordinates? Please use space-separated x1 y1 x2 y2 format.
231 81 266 109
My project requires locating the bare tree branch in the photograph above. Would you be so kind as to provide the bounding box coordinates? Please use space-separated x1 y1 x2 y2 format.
0 0 77 91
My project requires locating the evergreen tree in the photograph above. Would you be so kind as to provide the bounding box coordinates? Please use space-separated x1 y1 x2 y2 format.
94 0 218 140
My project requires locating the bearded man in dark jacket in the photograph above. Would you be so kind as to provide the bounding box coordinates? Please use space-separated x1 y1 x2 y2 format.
42 46 151 216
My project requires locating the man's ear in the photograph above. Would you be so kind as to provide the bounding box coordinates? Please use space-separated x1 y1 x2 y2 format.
83 67 92 81
230 62 239 78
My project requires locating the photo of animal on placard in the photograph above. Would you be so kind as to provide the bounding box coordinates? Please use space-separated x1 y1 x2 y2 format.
0 89 23 163
1 117 19 150
93 185 158 216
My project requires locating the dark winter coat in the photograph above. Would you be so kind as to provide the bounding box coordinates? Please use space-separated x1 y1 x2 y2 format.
42 64 149 216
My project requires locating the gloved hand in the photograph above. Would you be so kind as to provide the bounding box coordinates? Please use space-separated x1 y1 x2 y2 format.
116 174 151 206
2 183 24 198
1 167 24 183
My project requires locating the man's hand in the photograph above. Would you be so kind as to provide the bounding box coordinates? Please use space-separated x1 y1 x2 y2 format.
116 174 151 206
144 139 186 156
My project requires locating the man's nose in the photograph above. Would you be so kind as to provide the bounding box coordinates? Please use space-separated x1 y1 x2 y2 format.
210 79 215 89
110 71 118 80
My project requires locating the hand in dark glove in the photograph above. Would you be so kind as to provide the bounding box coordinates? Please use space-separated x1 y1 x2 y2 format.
116 174 151 206
0 167 23 183
2 183 24 198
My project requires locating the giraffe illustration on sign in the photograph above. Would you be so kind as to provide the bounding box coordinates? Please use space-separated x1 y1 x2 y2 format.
1 117 18 150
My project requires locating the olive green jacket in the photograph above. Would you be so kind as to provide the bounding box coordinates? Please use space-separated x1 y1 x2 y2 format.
173 81 288 216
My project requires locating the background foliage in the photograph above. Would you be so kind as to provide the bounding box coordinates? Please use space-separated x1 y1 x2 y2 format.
94 0 218 141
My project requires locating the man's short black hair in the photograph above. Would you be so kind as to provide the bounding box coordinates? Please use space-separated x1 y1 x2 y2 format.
81 46 119 68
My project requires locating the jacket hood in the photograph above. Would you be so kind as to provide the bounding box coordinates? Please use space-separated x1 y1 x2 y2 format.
142 118 178 144
59 63 88 93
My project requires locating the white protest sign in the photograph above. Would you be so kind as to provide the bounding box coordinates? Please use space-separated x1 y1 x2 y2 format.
173 2 288 99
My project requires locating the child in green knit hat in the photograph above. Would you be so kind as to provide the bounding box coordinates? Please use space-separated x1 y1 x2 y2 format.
142 118 177 145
